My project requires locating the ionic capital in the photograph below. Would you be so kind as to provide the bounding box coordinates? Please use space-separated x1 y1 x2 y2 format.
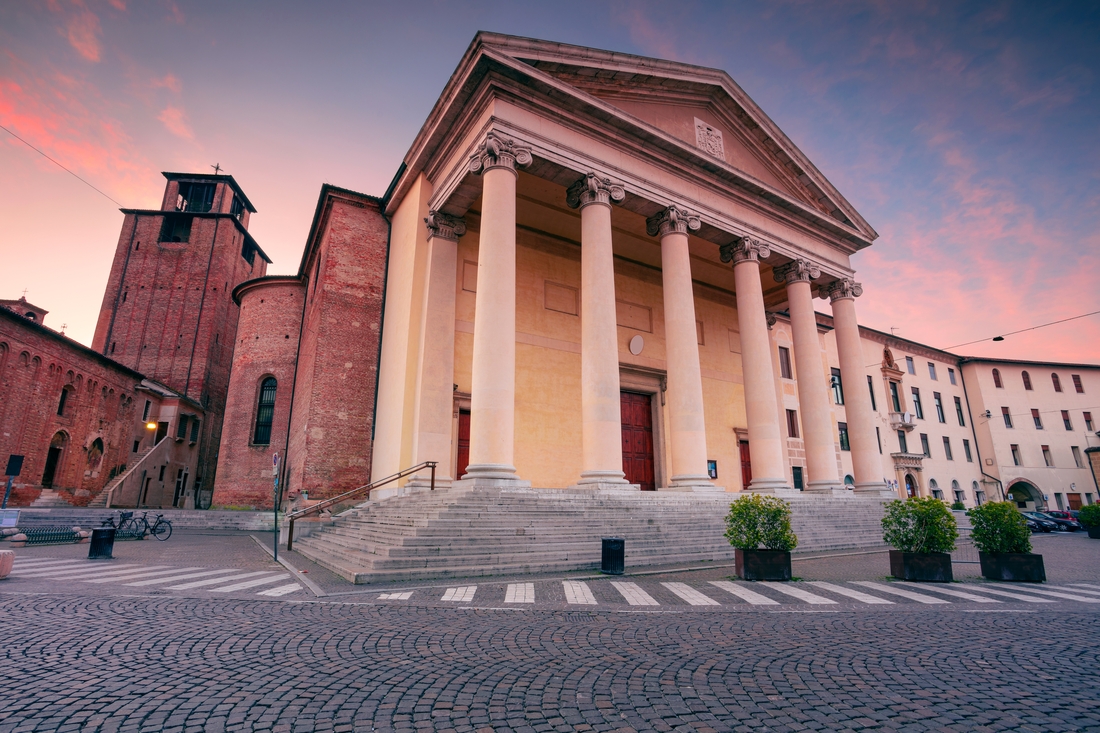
772 258 821 285
566 172 625 209
826 277 864 302
468 132 532 174
424 211 467 241
645 206 701 238
719 236 771 265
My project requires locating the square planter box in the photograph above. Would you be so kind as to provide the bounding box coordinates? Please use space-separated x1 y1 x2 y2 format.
735 549 791 581
1087 525 1100 539
979 552 1046 582
889 550 953 582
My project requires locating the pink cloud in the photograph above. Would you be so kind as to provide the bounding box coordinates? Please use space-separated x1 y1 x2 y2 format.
108 0 127 10
151 73 182 93
157 105 194 140
64 7 102 63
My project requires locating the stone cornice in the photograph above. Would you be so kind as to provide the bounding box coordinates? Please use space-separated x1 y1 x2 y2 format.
646 206 701 238
566 172 625 209
826 278 863 302
468 131 532 174
424 211 467 241
773 258 821 285
719 236 771 265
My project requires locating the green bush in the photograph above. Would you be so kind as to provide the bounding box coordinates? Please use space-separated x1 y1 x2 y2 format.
950 501 966 511
967 501 1032 554
1078 504 1100 528
725 494 798 551
881 496 958 554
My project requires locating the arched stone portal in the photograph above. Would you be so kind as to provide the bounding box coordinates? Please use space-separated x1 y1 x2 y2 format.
1007 480 1043 511
41 432 68 488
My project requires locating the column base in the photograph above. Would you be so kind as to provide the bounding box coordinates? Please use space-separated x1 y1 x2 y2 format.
404 475 453 492
854 481 897 498
745 477 794 493
452 464 531 490
575 470 630 486
660 474 724 493
804 480 847 494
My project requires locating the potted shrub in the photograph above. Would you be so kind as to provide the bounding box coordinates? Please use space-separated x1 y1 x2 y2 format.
881 496 958 582
968 501 1045 581
1079 504 1100 539
725 494 797 581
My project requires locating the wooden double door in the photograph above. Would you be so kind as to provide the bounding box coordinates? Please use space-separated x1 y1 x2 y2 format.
620 391 655 491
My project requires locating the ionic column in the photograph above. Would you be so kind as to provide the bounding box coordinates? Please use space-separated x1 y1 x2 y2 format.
567 173 631 488
460 133 532 486
646 206 720 492
722 237 789 491
827 278 886 494
774 259 842 492
407 212 464 490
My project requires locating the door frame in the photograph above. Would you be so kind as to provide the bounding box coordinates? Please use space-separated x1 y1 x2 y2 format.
451 391 471 481
619 365 668 490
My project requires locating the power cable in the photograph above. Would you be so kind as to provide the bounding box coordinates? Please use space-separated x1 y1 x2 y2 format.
0 122 123 207
941 310 1100 351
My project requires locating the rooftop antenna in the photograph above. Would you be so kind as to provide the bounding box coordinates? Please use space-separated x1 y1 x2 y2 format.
889 326 899 336
211 163 223 175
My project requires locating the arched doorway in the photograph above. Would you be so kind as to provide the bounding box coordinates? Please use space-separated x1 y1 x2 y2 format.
904 473 918 498
1008 481 1042 511
42 432 68 487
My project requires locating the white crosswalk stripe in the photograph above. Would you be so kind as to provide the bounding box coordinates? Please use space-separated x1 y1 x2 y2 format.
761 582 838 605
212 575 292 592
167 571 277 590
906 585 1001 603
378 591 414 600
125 568 241 586
257 584 303 597
84 566 185 583
708 581 780 605
441 586 477 602
808 582 893 604
611 581 659 606
850 582 950 604
949 585 1056 603
1065 584 1100 595
11 558 75 569
978 585 1100 603
1069 583 1100 592
504 583 534 603
14 563 142 579
662 582 719 606
562 581 597 605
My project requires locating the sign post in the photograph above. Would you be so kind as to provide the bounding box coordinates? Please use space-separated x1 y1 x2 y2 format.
272 452 280 561
3 454 24 509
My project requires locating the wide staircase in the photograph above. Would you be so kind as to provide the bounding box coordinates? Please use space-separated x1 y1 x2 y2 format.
292 487 889 584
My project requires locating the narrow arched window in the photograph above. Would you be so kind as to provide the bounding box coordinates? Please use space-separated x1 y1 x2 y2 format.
1051 373 1062 392
57 386 72 416
992 368 1003 388
253 377 277 445
1022 371 1032 390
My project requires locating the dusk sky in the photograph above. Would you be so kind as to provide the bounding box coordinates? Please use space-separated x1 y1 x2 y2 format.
2 1 1097 363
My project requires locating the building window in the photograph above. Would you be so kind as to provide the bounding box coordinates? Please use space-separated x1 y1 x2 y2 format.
1002 407 1013 428
1052 373 1062 392
928 362 937 380
838 422 850 451
831 368 844 405
1011 444 1021 466
253 377 278 445
929 479 942 500
133 440 140 453
1072 374 1084 393
905 356 915 375
1022 371 1033 390
962 438 973 462
159 213 193 243
920 433 931 458
177 181 216 213
230 195 244 219
933 392 945 423
897 430 908 454
948 368 957 385
792 466 804 490
1085 412 1094 431
974 481 984 505
943 436 953 461
57 387 71 416
889 382 901 412
1031 408 1043 429
954 396 965 426
876 427 883 454
785 409 799 439
911 388 924 419
176 414 190 440
242 240 257 266
1072 446 1084 468
1062 410 1073 430
992 368 1003 388
142 400 151 421
867 375 877 411
1042 445 1053 467
189 418 200 443
778 347 793 379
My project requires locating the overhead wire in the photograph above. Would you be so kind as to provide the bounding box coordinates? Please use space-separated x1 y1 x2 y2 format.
0 122 123 207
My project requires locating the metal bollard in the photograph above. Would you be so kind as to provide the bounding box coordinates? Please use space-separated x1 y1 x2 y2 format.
88 527 116 559
601 537 625 575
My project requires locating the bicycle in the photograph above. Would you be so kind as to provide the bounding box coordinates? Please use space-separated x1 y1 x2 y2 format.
102 510 172 540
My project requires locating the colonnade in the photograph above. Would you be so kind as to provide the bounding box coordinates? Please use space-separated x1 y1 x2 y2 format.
411 132 884 494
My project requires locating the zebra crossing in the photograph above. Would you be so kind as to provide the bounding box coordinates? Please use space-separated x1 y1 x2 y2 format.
374 578 1100 609
8 556 302 597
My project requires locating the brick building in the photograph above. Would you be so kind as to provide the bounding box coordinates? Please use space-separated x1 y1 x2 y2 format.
212 185 388 509
0 305 202 508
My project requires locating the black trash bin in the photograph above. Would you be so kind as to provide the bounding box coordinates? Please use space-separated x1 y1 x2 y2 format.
89 527 115 559
601 537 625 575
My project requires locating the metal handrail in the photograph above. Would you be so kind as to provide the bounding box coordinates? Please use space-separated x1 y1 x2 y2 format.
285 461 437 551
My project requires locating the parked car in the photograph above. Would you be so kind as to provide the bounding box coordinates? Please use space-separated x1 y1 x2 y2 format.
1046 510 1084 527
1025 512 1081 532
1022 513 1059 532
1025 518 1046 533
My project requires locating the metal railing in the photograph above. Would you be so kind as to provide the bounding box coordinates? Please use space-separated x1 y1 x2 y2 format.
285 461 437 551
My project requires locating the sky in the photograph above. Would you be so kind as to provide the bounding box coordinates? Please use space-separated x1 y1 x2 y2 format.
1 0 1098 363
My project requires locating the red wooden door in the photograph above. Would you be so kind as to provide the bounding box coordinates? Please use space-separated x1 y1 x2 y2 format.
739 440 752 490
456 410 471 480
620 392 655 491
1067 493 1083 510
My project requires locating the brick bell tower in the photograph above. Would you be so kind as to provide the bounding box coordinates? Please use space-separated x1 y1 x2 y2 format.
92 172 270 499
